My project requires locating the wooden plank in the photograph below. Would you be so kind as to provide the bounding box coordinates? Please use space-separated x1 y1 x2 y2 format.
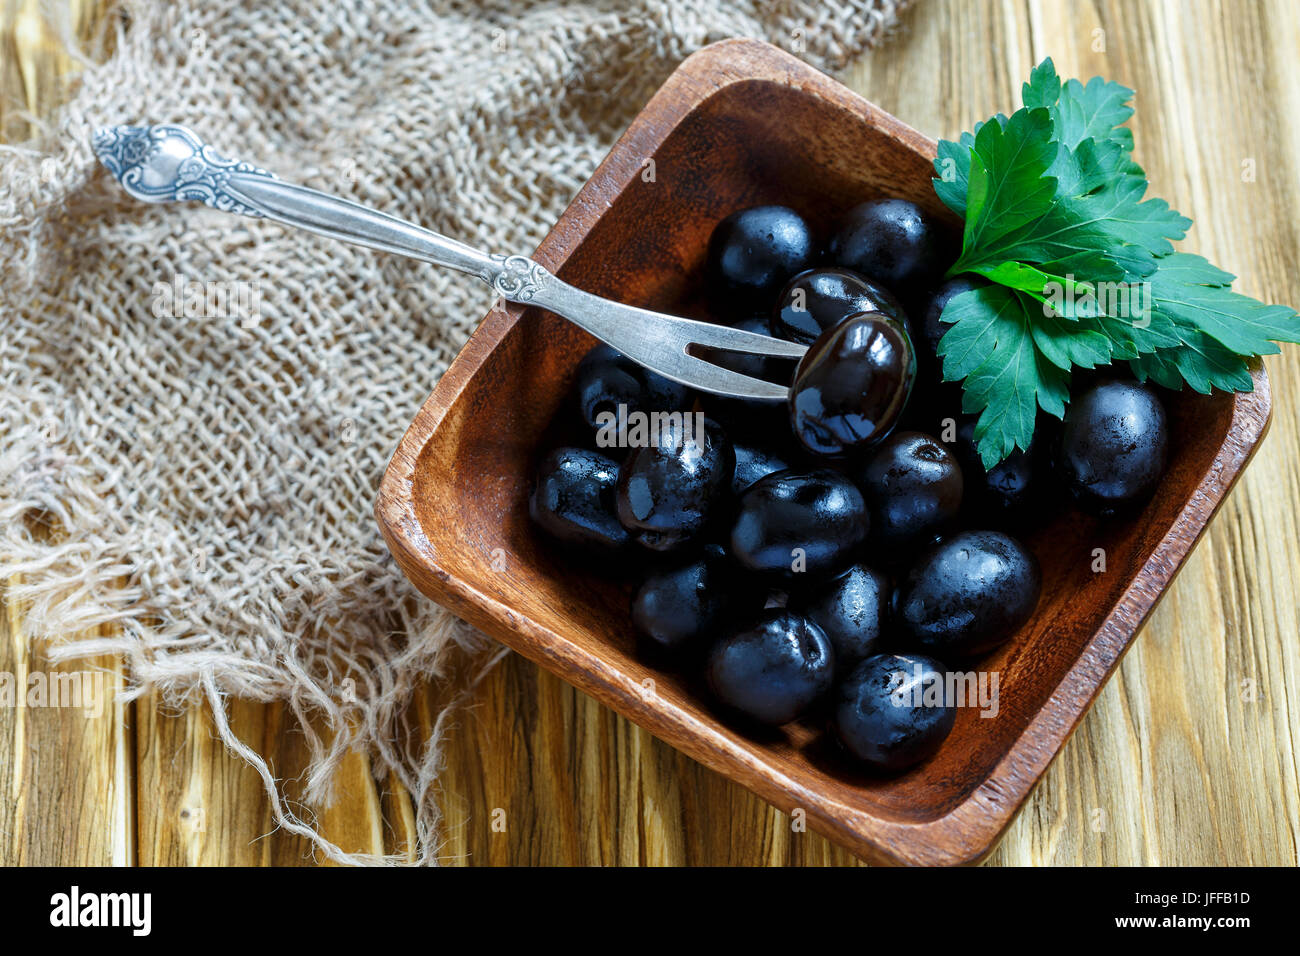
135 693 398 865
0 0 135 873
433 651 868 865
0 0 107 142
0 577 134 865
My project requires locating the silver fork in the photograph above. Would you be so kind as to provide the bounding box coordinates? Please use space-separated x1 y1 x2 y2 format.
91 124 805 401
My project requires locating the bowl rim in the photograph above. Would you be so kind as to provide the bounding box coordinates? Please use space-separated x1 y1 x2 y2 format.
376 37 1273 866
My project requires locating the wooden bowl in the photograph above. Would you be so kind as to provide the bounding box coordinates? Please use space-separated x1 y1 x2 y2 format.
375 39 1272 866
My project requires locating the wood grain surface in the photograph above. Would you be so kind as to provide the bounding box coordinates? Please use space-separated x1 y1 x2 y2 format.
2 0 1297 866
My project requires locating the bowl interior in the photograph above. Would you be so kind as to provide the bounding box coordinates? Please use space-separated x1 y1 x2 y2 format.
404 77 1235 827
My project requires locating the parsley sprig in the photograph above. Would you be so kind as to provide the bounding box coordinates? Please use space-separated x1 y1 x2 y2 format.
933 59 1300 468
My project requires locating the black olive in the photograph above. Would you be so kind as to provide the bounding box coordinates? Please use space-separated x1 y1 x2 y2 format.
771 267 906 344
573 343 692 434
917 276 986 367
732 442 791 496
828 199 945 292
833 653 956 772
788 312 916 458
915 274 982 403
895 530 1041 658
706 609 834 725
632 544 753 659
729 468 869 584
796 563 890 673
857 431 963 554
890 278 984 431
615 416 734 552
950 417 1038 516
1057 380 1168 514
529 447 630 554
706 205 816 307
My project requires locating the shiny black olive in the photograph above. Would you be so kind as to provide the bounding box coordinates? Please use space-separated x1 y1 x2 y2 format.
796 563 890 673
771 267 906 345
732 442 791 495
788 312 916 457
529 447 630 554
915 273 982 403
857 431 963 554
834 653 956 772
1058 380 1169 514
632 544 752 658
916 275 986 377
828 199 945 292
950 417 1038 516
891 278 984 431
574 343 692 434
706 609 834 725
616 416 734 552
729 468 869 584
895 530 1041 658
706 205 815 306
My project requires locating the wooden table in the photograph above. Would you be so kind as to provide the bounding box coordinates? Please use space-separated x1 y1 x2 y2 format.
2 0 1297 866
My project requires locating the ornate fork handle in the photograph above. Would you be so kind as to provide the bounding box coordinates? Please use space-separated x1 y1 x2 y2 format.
93 124 803 400
91 124 544 300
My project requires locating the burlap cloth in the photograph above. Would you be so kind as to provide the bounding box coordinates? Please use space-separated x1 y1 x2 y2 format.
0 0 910 863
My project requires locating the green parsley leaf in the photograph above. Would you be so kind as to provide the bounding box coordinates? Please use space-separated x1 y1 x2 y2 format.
933 116 1008 218
967 261 1079 300
1021 59 1063 112
1074 306 1182 357
1148 253 1299 356
937 285 1069 468
962 108 1059 252
952 160 1189 278
934 57 1299 468
1030 311 1113 370
933 130 977 217
1130 334 1253 393
1055 76 1136 153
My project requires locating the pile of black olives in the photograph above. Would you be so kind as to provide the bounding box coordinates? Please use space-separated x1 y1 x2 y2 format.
529 199 1173 774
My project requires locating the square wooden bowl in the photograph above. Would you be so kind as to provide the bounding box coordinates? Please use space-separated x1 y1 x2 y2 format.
375 39 1272 865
